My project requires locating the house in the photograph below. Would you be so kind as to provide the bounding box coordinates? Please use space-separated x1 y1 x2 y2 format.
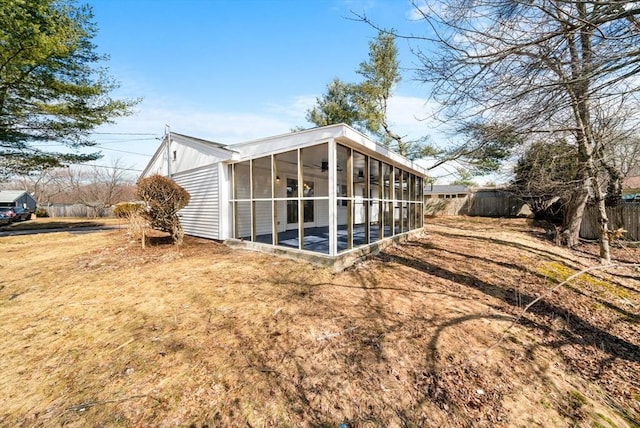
142 124 427 268
623 175 640 192
422 184 471 216
423 184 470 200
0 190 37 210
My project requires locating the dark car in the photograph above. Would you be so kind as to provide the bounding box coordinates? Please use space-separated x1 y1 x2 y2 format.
0 207 16 222
0 207 31 222
12 207 32 221
0 211 12 225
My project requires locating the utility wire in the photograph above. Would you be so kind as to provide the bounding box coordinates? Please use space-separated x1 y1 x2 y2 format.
90 132 159 136
91 138 159 144
70 163 144 173
95 146 152 157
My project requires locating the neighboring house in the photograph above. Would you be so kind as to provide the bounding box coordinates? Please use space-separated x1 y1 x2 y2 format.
423 184 471 216
0 190 37 210
142 124 427 267
623 175 640 191
423 184 470 200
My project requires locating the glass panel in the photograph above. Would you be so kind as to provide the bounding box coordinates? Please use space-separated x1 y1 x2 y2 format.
370 160 380 200
353 200 366 247
286 178 299 225
254 201 272 244
275 150 297 196
302 143 328 197
394 168 402 201
287 178 298 198
382 163 391 200
370 200 380 242
394 202 402 235
407 174 416 201
303 220 328 254
382 201 393 237
235 201 252 240
336 144 349 228
353 151 366 192
336 144 349 197
409 203 415 230
235 161 251 199
303 200 314 223
252 156 272 199
402 202 409 231
287 200 298 224
416 176 423 202
402 170 410 201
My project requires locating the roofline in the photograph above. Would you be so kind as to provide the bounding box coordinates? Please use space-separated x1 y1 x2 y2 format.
170 131 226 148
141 131 236 178
226 123 427 177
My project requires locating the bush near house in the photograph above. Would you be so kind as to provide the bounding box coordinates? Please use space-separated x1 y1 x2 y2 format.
136 175 190 245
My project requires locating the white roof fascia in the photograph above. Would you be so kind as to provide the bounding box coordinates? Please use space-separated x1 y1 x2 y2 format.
336 126 427 177
141 132 234 178
225 124 427 177
172 133 234 159
225 125 346 160
141 136 169 178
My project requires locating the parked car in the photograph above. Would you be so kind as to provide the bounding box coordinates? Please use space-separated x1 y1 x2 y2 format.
0 207 32 222
12 207 32 221
0 207 16 222
0 211 12 225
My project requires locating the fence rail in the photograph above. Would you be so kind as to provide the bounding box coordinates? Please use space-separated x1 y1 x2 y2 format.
581 204 640 241
40 204 113 218
424 191 531 218
425 191 639 242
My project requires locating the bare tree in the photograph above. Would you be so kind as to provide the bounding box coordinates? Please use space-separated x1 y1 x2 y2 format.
397 0 640 263
52 158 136 215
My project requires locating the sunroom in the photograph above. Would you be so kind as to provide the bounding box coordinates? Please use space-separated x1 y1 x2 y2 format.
228 124 426 257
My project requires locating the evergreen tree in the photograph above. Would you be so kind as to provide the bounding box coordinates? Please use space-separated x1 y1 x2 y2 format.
0 0 137 176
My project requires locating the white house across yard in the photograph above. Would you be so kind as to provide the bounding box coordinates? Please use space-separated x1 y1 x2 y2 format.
142 124 427 269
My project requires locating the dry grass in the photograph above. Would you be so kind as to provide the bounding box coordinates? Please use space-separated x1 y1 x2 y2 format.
0 217 638 427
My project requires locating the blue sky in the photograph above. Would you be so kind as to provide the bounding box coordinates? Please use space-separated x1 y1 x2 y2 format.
81 0 447 178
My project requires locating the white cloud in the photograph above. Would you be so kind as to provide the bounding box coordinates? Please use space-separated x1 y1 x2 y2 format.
387 94 443 139
89 92 453 177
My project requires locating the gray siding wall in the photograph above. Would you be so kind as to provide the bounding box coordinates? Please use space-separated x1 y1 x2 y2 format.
174 165 220 240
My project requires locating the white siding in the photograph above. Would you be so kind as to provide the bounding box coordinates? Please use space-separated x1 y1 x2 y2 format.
254 204 272 236
174 166 220 240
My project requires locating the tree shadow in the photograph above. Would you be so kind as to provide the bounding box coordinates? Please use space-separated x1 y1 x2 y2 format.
380 247 640 364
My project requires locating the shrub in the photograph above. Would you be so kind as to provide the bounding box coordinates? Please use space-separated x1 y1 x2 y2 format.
136 175 190 245
113 201 144 218
34 207 48 217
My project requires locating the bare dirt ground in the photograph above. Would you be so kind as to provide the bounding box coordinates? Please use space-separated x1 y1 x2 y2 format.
0 216 638 427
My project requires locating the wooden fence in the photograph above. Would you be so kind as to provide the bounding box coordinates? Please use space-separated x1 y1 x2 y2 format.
40 204 113 218
424 190 531 217
581 204 640 241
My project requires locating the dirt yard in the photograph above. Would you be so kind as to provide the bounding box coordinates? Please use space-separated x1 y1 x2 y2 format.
0 217 638 427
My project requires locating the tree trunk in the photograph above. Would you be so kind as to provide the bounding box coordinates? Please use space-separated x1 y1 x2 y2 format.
591 174 612 264
560 186 589 247
596 197 611 263
172 219 184 246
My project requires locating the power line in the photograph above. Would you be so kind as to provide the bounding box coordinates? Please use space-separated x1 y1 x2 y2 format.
92 138 159 144
95 146 152 157
70 163 144 173
90 132 159 136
